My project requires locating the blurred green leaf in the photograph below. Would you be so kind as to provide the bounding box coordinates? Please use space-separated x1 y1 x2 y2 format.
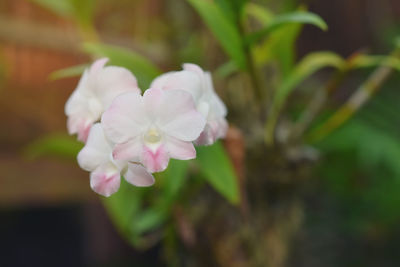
247 11 328 45
265 51 345 143
215 60 239 78
187 0 247 69
102 180 147 243
132 206 169 235
30 0 73 17
83 43 161 89
215 0 248 23
23 134 83 160
352 54 400 71
274 51 344 113
49 63 88 81
245 2 274 25
162 160 189 201
196 142 240 204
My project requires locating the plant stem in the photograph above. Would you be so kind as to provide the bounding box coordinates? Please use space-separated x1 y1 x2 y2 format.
306 49 400 143
238 19 265 106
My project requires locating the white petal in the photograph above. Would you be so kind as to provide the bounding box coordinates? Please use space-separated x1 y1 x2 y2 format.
77 123 111 171
95 66 140 108
166 137 196 160
90 163 121 197
124 163 155 187
153 89 206 141
101 92 147 144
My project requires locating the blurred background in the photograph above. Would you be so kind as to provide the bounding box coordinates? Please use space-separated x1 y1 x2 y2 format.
2 0 400 266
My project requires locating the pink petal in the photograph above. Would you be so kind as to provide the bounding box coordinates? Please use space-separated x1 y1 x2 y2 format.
112 137 142 162
67 116 93 143
96 66 140 108
101 92 147 144
77 123 111 171
124 163 155 187
142 144 169 173
157 90 206 141
90 164 121 197
183 63 204 76
143 87 164 120
151 70 202 101
194 125 215 146
89 58 109 74
166 137 196 160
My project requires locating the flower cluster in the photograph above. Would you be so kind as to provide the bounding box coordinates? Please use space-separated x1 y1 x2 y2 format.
65 58 228 197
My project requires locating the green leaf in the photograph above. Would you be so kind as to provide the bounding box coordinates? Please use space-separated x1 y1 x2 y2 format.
30 0 73 17
132 206 169 234
196 142 240 204
161 160 189 200
245 2 274 25
23 134 83 160
102 180 147 242
351 54 400 72
215 0 248 23
49 63 88 81
265 51 345 144
247 11 328 45
83 43 162 89
187 0 247 69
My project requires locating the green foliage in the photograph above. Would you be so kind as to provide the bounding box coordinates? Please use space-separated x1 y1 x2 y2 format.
316 85 400 228
83 43 162 89
265 52 345 143
23 134 83 160
246 11 328 45
215 0 248 23
196 142 240 204
49 63 88 81
187 0 247 69
103 160 189 248
30 0 94 27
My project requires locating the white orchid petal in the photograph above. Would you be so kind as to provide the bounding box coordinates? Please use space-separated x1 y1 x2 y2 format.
102 92 147 144
124 163 155 187
90 163 121 197
166 137 196 160
77 123 111 171
112 137 143 162
142 144 170 173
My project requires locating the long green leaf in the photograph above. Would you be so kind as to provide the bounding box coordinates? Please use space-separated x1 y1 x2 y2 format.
187 0 247 69
83 43 161 89
265 52 345 144
247 11 328 45
49 63 88 81
196 142 240 204
30 0 73 17
23 134 83 160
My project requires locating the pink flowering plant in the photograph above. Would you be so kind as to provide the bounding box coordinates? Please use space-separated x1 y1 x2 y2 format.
30 0 400 264
67 59 228 197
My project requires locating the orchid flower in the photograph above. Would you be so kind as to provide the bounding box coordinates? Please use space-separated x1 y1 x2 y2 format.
77 123 155 197
151 63 228 145
101 88 206 173
65 58 140 142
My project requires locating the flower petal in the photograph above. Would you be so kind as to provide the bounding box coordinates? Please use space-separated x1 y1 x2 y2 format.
124 163 155 187
142 144 170 173
151 70 202 102
77 123 111 171
166 137 196 160
96 66 140 108
156 90 206 141
112 137 142 162
101 92 147 144
90 163 121 197
89 58 109 74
